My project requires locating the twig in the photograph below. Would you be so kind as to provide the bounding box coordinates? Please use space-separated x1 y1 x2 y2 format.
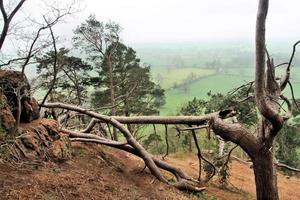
179 125 209 131
287 81 300 111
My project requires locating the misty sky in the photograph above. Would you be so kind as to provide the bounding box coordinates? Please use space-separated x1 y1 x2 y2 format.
66 0 300 45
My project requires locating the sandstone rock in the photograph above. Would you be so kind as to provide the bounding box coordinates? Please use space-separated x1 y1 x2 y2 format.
0 92 16 135
0 70 40 123
10 119 71 162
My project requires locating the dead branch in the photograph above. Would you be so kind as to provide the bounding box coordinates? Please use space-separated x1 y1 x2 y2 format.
65 128 205 192
39 17 57 106
190 126 216 182
287 81 300 110
41 102 219 125
151 124 159 152
255 0 284 134
221 145 238 170
162 124 169 160
231 155 251 165
179 125 209 131
280 95 292 120
40 102 258 160
190 126 202 181
0 0 26 50
274 62 288 68
276 162 300 173
41 103 171 183
280 41 300 90
231 155 300 173
81 118 99 133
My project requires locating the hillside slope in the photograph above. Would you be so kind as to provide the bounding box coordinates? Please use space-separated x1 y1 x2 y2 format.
1 143 299 200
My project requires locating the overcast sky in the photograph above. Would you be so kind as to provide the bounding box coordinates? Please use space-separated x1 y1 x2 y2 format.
9 0 300 49
58 0 298 45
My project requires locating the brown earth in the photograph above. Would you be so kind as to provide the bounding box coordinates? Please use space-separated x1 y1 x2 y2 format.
0 143 299 200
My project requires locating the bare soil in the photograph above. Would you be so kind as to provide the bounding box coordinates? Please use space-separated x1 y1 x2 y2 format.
0 143 299 200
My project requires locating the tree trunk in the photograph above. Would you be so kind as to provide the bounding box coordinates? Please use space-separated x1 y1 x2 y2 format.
124 96 132 133
107 54 118 141
252 151 279 200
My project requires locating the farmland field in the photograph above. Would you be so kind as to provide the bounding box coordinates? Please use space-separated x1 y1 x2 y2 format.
151 67 215 89
151 67 300 115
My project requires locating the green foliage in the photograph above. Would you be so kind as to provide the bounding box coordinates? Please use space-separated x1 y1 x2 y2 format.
91 42 165 116
179 87 257 126
180 97 206 115
73 14 121 61
73 16 165 117
276 123 300 170
36 48 92 105
143 133 163 153
218 162 231 187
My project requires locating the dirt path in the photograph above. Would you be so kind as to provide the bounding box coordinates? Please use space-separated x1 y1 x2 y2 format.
165 153 300 200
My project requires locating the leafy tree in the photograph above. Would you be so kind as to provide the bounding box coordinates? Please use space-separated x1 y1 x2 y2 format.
276 99 300 170
36 48 92 105
91 42 165 119
73 14 121 140
181 88 257 127
276 123 300 170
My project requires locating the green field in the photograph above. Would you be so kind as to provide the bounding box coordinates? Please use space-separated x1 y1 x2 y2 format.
151 67 300 116
151 67 215 89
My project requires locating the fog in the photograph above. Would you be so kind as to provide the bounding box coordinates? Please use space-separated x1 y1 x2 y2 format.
3 0 300 53
75 0 300 45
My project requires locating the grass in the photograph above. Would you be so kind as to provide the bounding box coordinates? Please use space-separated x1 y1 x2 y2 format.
154 67 300 116
159 74 253 115
151 67 216 89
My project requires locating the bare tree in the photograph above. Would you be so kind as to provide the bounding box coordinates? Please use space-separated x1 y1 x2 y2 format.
0 0 26 50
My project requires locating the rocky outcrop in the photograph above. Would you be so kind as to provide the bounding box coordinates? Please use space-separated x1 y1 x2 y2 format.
0 92 16 135
0 70 40 123
0 70 71 163
10 119 71 162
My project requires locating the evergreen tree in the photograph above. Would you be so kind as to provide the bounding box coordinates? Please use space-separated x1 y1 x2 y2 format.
36 48 92 105
91 42 165 118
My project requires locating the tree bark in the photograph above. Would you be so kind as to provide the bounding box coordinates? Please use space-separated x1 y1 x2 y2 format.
107 53 118 141
252 151 279 200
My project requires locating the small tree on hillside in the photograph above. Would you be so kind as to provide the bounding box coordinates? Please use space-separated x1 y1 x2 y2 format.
36 48 92 105
91 42 165 131
73 15 121 140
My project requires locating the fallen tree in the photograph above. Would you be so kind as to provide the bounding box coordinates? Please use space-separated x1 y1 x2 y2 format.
41 102 211 192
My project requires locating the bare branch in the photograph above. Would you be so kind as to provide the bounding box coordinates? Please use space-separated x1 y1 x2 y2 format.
41 102 219 125
276 162 300 173
287 81 300 110
39 17 58 106
280 95 292 120
64 127 205 192
255 0 284 134
179 125 209 131
274 62 288 68
0 0 26 49
162 124 169 160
